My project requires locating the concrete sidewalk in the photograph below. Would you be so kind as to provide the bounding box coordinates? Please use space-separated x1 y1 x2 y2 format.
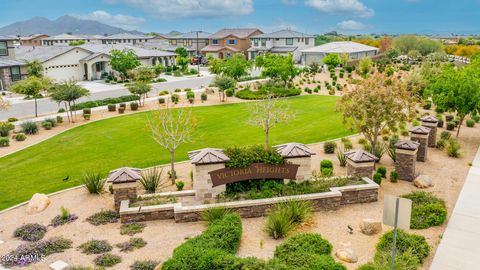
430 146 480 270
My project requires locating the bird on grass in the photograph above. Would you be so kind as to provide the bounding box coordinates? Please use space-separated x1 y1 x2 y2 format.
62 176 69 181
347 225 353 234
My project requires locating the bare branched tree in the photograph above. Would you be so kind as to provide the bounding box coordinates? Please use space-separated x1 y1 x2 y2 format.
247 94 295 148
148 103 196 184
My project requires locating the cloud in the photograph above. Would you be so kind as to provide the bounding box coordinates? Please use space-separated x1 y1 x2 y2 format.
306 0 374 17
337 19 369 30
118 0 253 19
74 10 145 30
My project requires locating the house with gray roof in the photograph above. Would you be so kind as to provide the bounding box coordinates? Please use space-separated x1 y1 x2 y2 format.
248 29 315 63
201 28 263 59
0 36 27 91
300 41 379 65
167 31 211 56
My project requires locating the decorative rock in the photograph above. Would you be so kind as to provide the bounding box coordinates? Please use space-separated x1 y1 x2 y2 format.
335 244 358 263
414 175 433 188
26 193 51 214
359 219 382 235
49 260 68 270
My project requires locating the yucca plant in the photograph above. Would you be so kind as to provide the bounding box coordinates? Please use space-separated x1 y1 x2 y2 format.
139 168 165 193
387 147 396 162
264 209 294 239
336 147 347 167
282 200 313 224
201 207 232 225
82 171 105 194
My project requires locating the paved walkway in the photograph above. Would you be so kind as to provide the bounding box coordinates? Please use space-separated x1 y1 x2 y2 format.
430 146 480 270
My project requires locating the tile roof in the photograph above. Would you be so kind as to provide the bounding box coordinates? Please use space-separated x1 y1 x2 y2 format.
108 167 142 183
345 149 378 163
270 46 298 53
15 45 76 62
300 41 379 54
420 115 438 123
274 142 316 157
188 148 230 164
79 44 176 58
209 28 262 39
20 34 49 41
253 29 314 39
200 45 241 52
395 140 420 150
171 31 211 39
0 57 25 67
409 126 431 134
0 35 17 41
102 33 153 40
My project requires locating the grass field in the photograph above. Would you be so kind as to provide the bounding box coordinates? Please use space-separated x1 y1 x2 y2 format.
0 95 353 210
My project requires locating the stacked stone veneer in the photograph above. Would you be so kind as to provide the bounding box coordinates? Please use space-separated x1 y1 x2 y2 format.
113 182 137 211
394 141 420 181
410 126 430 162
421 116 439 148
193 163 226 201
285 156 312 183
346 160 375 178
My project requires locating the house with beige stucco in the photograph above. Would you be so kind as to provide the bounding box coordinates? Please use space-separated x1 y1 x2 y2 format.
201 28 263 59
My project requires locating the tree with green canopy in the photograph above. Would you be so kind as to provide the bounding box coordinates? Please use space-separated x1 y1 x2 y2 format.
109 49 141 79
134 67 156 83
208 57 224 74
261 53 299 88
26 60 44 77
214 75 236 102
127 82 151 106
174 47 189 58
322 53 341 67
358 57 373 78
10 76 51 117
49 80 90 122
221 54 250 80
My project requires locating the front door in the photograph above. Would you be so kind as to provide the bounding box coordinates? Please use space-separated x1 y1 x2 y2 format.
83 63 88 80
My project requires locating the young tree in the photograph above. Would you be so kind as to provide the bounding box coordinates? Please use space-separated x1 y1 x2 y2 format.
308 62 320 74
49 80 90 122
26 60 44 77
134 67 155 83
429 61 480 137
323 53 341 67
174 47 188 58
208 57 224 74
247 94 294 148
222 54 249 80
213 75 236 102
127 82 151 106
176 56 190 71
261 53 299 88
109 49 141 79
10 76 51 117
358 57 373 78
337 73 415 153
254 54 265 69
148 105 196 183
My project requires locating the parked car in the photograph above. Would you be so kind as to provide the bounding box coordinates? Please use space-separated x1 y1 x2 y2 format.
191 56 208 66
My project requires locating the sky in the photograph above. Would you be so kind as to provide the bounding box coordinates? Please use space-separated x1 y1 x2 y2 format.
0 0 479 35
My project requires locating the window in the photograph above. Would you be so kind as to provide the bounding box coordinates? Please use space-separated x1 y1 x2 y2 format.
212 39 219 45
286 38 293 46
0 41 7 56
305 38 309 45
261 39 266 46
227 39 236 45
253 39 258 46
10 66 20 81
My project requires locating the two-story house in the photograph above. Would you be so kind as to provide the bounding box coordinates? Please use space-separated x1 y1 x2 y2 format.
0 35 26 91
201 28 263 59
248 30 314 63
20 34 50 46
167 31 211 56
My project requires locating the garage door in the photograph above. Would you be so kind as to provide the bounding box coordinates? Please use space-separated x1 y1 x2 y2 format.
44 65 82 82
304 54 324 65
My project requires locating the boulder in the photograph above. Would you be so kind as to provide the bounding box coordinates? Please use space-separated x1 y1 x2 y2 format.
414 175 433 188
26 193 51 214
360 219 382 235
335 244 358 263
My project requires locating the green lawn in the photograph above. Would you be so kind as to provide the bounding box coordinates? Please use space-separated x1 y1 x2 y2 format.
0 95 353 210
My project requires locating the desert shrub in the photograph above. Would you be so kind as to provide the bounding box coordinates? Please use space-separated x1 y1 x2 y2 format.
0 136 9 146
336 148 347 167
158 97 166 104
14 223 47 241
390 171 398 183
446 121 455 130
108 104 116 111
50 206 78 227
186 91 195 99
120 222 146 236
140 167 163 193
358 138 367 144
130 102 139 111
466 119 475 127
225 88 234 97
375 230 430 266
171 94 179 103
94 253 122 267
472 115 480 123
264 208 294 239
401 191 447 229
320 159 333 169
265 200 313 239
224 145 284 169
323 141 337 154
342 139 353 150
130 260 160 270
422 100 432 110
440 131 451 140
86 210 119 226
116 237 147 252
15 133 27 141
21 121 38 134
321 167 334 177
176 181 185 191
1 237 72 267
71 95 139 110
58 108 66 113
373 173 382 185
235 87 301 100
445 114 454 121
201 92 207 102
82 171 105 194
42 121 53 130
0 121 15 136
436 138 447 150
79 240 113 254
446 138 461 158
44 118 57 127
437 119 444 127
200 207 232 225
376 166 387 178
7 117 18 122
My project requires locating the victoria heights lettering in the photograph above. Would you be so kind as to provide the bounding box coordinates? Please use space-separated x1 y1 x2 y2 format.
209 163 300 187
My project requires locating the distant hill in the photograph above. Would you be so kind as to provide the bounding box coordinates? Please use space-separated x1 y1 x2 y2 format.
166 30 182 37
0 15 143 36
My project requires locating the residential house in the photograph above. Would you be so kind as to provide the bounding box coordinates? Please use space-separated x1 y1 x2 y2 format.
248 29 314 63
42 34 103 46
0 35 27 91
167 31 211 56
300 41 379 65
20 34 50 46
15 44 176 82
201 28 263 59
100 33 163 45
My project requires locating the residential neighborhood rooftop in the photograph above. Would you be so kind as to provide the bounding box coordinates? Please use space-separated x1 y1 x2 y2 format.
15 45 74 62
253 29 314 39
170 31 211 39
301 41 379 54
209 28 262 39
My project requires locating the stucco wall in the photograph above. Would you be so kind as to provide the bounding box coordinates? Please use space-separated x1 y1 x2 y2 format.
42 48 91 82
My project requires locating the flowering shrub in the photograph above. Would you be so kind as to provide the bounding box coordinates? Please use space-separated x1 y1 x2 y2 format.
86 210 119 226
79 240 112 254
50 207 78 227
14 223 47 242
1 237 72 267
115 237 147 252
94 253 122 267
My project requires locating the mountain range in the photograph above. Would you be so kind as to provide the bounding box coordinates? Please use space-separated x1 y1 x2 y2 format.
0 15 144 36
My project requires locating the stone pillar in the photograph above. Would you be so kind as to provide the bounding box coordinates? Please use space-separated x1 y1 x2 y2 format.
346 159 375 179
394 140 420 181
421 115 439 148
285 156 312 183
112 182 137 211
409 126 430 162
193 163 226 201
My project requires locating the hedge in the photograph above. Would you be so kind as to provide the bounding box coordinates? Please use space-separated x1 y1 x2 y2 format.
401 191 447 229
235 87 301 100
71 95 140 110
